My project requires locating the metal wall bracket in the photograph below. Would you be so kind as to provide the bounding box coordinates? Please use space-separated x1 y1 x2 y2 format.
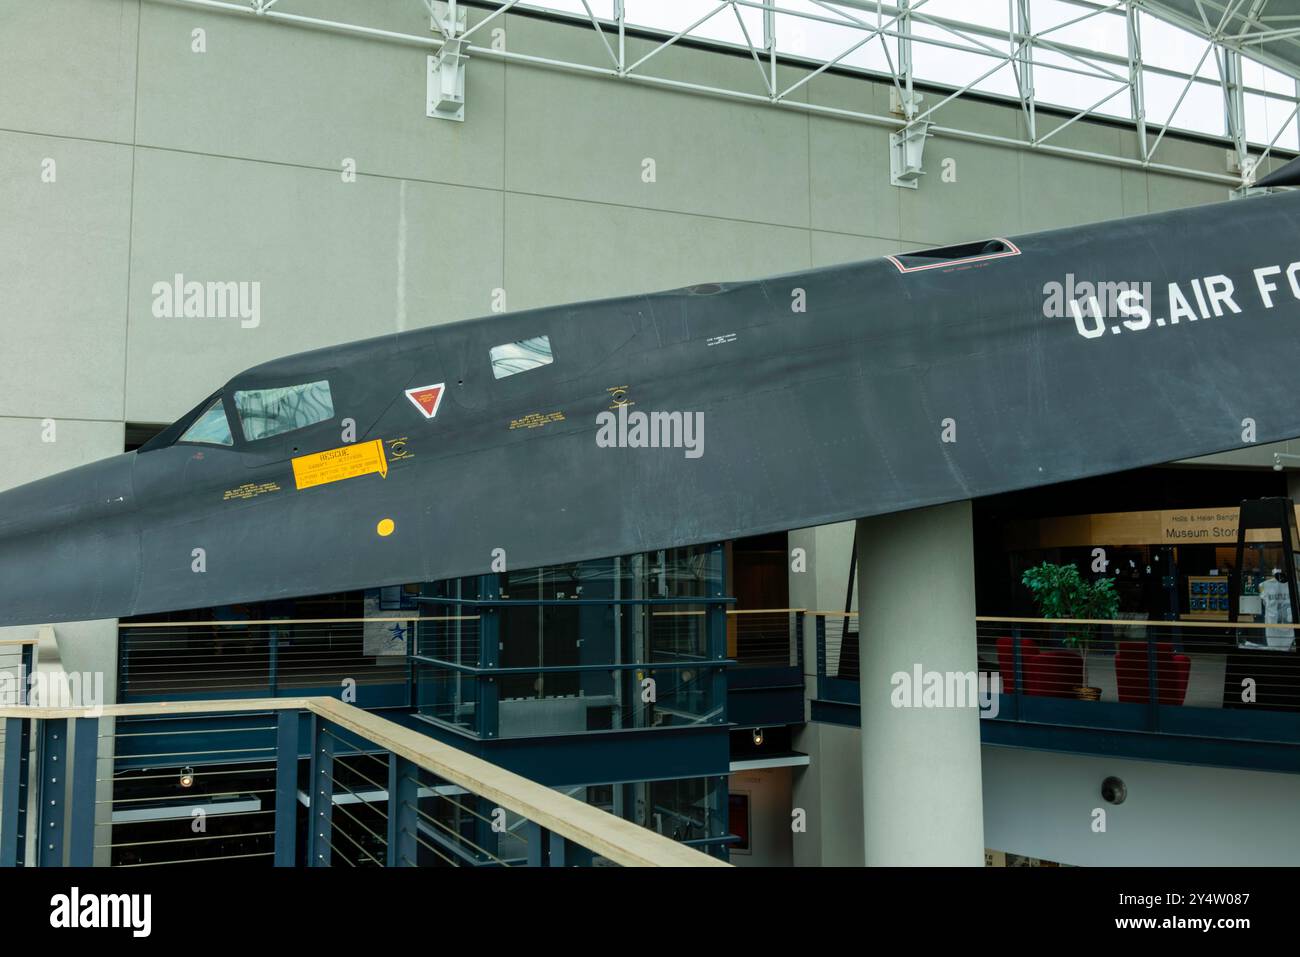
427 40 467 122
889 88 924 117
427 2 468 122
889 122 930 189
429 0 467 39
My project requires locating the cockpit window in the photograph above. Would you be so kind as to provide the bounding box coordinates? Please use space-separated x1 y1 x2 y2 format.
490 336 553 380
179 397 234 446
233 380 334 441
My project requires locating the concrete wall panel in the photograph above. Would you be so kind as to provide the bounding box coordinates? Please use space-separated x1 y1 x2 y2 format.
124 148 502 422
0 131 133 421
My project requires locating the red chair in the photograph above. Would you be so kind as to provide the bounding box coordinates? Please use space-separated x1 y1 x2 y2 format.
1115 641 1190 705
996 637 1084 698
995 636 1030 693
1025 650 1084 698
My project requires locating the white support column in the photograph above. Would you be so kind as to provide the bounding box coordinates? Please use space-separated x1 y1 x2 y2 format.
1015 0 1036 142
1127 1 1146 162
899 0 915 120
1224 48 1249 175
857 501 984 866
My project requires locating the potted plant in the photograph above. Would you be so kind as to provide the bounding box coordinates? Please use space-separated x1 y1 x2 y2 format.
1020 562 1119 701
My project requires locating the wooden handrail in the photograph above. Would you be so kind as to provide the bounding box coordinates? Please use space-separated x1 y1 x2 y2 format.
651 608 805 617
0 696 727 868
309 698 727 868
976 615 1300 631
119 617 426 628
0 697 314 720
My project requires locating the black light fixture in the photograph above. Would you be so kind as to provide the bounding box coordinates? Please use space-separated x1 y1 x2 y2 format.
1101 776 1126 805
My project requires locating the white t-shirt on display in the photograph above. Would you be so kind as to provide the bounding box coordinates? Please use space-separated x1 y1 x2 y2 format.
1259 578 1294 649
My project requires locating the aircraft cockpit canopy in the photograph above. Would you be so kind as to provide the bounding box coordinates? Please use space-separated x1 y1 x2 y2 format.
141 378 337 452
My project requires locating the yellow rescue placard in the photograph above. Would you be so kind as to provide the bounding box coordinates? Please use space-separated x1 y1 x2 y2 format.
292 439 388 490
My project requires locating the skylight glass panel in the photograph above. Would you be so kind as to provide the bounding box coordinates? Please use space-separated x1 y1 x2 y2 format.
1032 0 1127 56
1137 11 1219 81
519 1 615 20
1142 72 1226 137
1034 46 1131 119
912 0 1011 33
774 1 897 75
1246 92 1300 151
624 0 764 48
911 22 1019 99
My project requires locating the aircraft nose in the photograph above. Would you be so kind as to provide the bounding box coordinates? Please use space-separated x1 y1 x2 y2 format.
0 454 140 627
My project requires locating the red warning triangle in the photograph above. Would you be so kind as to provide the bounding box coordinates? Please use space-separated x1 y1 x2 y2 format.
404 383 445 419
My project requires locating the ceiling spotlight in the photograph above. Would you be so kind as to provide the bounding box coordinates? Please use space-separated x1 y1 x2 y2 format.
751 728 764 746
179 767 195 789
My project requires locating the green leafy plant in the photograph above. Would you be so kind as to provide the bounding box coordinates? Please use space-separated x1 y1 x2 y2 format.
1020 562 1119 688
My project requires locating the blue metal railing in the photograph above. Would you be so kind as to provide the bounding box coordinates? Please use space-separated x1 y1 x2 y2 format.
0 697 728 868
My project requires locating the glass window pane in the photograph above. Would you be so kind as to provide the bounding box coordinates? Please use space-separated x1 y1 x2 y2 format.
233 380 334 441
1034 47 1130 119
490 336 554 380
916 0 1010 32
1246 92 1300 151
1143 72 1226 137
519 1 614 19
912 22 1019 98
1138 11 1218 81
624 0 763 47
1032 0 1127 56
179 398 234 447
1242 56 1297 96
775 1 897 75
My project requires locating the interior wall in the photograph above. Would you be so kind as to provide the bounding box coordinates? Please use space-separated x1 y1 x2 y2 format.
728 766 794 867
983 745 1300 866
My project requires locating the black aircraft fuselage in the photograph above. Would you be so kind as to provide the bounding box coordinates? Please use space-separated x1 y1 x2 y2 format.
4 190 1300 626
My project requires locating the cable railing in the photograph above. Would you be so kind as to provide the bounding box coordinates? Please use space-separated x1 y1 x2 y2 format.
976 617 1300 715
644 608 803 667
810 613 1300 747
0 697 728 868
411 595 731 739
729 609 803 668
0 641 34 707
118 618 412 703
812 612 860 706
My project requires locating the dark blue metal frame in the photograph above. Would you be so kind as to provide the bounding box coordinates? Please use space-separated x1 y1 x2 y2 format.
1 716 30 867
386 756 418 866
35 719 67 867
274 710 299 866
306 715 334 867
68 717 98 866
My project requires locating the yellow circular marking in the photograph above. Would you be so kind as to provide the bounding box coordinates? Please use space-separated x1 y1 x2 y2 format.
376 518 395 537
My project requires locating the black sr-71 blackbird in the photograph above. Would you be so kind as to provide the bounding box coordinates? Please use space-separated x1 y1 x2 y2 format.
3 189 1300 626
